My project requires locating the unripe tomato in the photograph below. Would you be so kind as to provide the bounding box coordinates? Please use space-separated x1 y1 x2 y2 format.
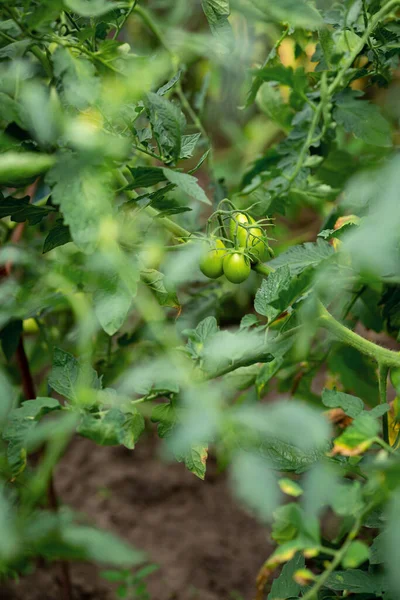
200 239 226 279
223 252 251 284
229 213 268 263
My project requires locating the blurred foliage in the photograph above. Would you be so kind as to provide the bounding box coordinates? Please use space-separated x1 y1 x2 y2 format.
0 0 400 598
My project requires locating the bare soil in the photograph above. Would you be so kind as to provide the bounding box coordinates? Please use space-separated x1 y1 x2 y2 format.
2 433 272 600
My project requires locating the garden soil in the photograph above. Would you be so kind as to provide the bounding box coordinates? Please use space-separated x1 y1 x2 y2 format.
2 433 273 600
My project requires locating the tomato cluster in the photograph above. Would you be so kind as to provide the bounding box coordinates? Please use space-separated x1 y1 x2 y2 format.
200 209 271 284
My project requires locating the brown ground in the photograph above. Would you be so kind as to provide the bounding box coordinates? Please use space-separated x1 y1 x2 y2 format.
3 433 272 600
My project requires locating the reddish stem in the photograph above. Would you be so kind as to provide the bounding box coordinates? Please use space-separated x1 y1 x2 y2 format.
2 181 74 600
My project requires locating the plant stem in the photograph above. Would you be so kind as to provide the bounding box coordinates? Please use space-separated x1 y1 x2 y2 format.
378 364 390 444
16 337 73 600
301 517 362 600
286 0 400 187
318 302 400 368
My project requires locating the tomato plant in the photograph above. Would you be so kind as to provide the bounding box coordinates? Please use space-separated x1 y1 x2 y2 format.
1 1 400 600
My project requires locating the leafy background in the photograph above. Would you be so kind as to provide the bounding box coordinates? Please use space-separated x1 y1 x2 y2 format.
1 0 400 599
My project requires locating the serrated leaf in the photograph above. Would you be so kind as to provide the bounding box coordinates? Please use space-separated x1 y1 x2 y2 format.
254 265 313 323
46 154 113 253
151 402 177 438
140 269 180 309
145 92 186 162
128 167 167 188
201 0 233 47
268 239 335 275
43 221 72 253
3 397 61 476
52 47 99 109
49 348 102 402
94 274 133 336
332 413 379 456
118 409 145 450
333 91 392 148
180 133 201 159
321 389 364 419
163 168 210 205
0 195 53 225
325 570 386 594
175 444 208 480
268 553 305 600
77 408 124 446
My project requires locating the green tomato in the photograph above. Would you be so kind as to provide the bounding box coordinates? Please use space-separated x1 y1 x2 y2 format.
199 239 226 279
223 252 251 284
229 212 268 263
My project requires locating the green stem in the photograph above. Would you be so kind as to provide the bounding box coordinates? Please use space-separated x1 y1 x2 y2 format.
301 517 362 600
378 364 390 444
318 302 400 368
287 0 400 186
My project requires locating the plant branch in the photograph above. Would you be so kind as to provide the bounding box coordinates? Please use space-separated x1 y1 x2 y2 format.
378 364 390 444
301 517 362 600
318 302 400 368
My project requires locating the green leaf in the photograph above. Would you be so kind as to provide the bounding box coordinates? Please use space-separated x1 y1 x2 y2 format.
140 269 180 309
3 397 61 476
94 274 133 336
0 92 22 127
128 167 167 188
175 444 208 480
268 239 334 275
77 408 124 446
117 409 145 450
0 483 19 559
231 451 279 521
333 413 379 456
46 155 113 254
321 389 364 419
145 92 186 162
342 541 370 569
52 47 99 109
259 437 325 472
151 402 177 438
0 152 55 186
0 194 53 225
386 489 400 595
43 221 72 254
370 532 385 565
49 348 102 402
333 91 392 148
61 523 144 566
325 570 386 594
254 265 313 323
257 83 293 131
64 0 125 18
180 133 201 159
0 319 22 361
268 552 305 600
201 0 233 46
248 0 322 30
163 168 211 205
156 70 182 96
278 478 303 498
